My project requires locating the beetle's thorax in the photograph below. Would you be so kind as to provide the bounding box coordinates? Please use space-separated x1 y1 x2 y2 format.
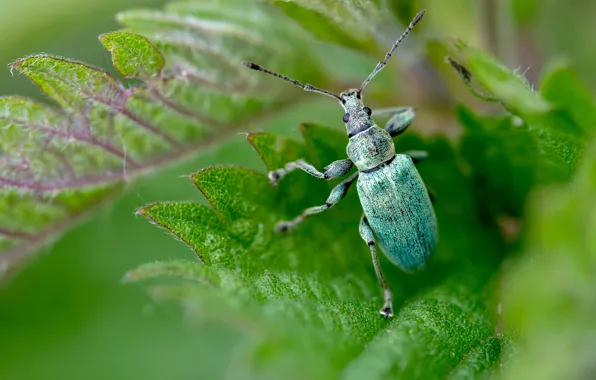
339 90 373 137
339 89 395 171
347 126 395 171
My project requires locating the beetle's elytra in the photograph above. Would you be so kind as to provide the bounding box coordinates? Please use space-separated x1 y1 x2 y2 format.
243 10 437 318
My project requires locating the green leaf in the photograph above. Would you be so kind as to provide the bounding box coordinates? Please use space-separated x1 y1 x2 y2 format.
269 0 383 54
4 0 596 378
448 44 593 164
502 137 596 380
0 0 329 280
386 0 418 26
99 32 164 78
451 45 594 219
540 63 596 134
135 125 506 378
458 106 574 217
446 336 503 379
449 41 550 116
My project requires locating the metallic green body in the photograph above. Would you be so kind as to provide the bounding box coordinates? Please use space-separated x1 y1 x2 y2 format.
244 9 434 317
345 108 437 270
346 126 395 171
356 152 437 270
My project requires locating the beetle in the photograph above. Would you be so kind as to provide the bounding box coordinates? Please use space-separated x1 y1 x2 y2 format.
243 10 437 318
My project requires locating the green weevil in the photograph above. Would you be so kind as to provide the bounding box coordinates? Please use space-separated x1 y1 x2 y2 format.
243 10 437 318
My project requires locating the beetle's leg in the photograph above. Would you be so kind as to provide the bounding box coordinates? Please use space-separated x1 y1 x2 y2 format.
322 159 354 179
359 214 393 318
401 150 428 164
268 158 353 185
274 172 358 232
374 107 416 137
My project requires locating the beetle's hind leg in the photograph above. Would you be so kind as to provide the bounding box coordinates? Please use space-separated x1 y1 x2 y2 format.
374 107 416 137
274 172 358 233
268 158 353 185
359 215 393 318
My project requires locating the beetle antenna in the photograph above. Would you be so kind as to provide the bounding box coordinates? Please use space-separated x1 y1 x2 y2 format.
359 9 425 94
243 61 340 100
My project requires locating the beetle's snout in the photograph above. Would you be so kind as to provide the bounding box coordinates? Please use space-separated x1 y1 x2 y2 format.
339 89 361 103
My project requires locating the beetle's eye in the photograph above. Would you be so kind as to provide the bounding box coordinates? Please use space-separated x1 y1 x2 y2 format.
363 107 372 116
343 113 350 123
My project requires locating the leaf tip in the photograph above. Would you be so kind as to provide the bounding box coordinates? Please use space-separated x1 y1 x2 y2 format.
135 203 158 220
97 32 109 42
9 55 41 74
188 166 217 185
100 31 164 78
245 131 263 144
121 269 138 283
446 56 472 82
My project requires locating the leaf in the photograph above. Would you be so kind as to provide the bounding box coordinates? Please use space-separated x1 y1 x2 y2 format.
134 125 506 378
458 106 574 217
386 0 418 26
449 40 550 116
0 1 329 281
4 0 595 377
99 32 165 78
451 44 594 219
448 44 585 174
446 336 503 379
449 43 593 149
502 137 596 380
540 62 596 134
269 0 384 54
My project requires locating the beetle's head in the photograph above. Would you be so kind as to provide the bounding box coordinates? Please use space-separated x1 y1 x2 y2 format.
339 89 373 137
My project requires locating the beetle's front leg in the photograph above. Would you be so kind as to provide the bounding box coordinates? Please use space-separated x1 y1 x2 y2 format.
268 158 353 185
374 107 416 137
359 214 393 318
275 172 358 232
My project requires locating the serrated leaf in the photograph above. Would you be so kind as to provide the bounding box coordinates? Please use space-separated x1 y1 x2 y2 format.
5 0 596 377
135 125 506 378
450 45 592 220
99 32 164 78
448 44 589 168
0 0 331 280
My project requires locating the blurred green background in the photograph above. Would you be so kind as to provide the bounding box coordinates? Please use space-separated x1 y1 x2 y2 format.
0 0 595 379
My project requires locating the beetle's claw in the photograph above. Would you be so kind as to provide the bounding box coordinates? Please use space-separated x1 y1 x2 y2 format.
380 305 394 319
274 221 291 233
268 170 282 185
